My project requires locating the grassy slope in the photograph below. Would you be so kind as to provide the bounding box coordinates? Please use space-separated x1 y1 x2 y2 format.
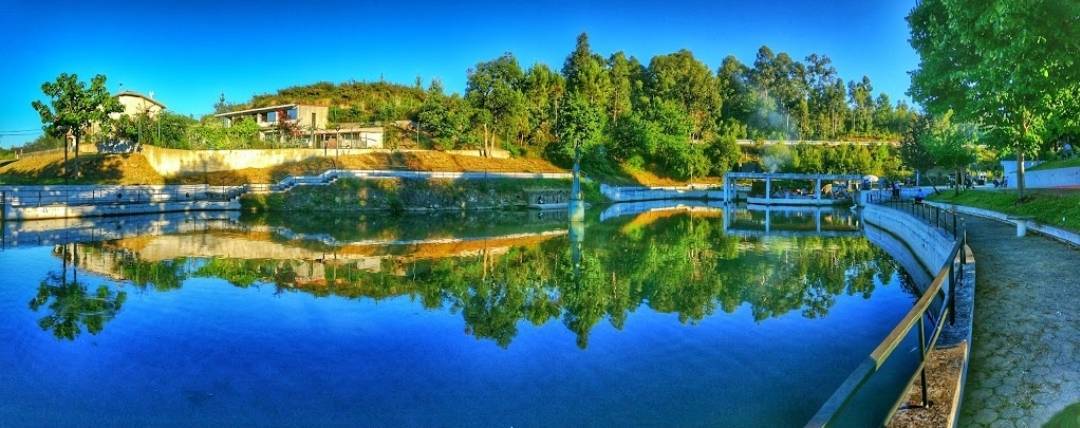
0 148 713 188
169 152 568 185
928 189 1080 232
0 152 165 185
1028 158 1080 171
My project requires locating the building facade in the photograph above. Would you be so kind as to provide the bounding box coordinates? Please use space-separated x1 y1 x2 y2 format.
214 104 382 148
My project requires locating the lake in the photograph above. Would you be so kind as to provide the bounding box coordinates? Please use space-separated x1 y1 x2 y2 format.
0 203 923 427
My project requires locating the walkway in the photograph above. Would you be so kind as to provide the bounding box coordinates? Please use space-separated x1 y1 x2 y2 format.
959 215 1080 427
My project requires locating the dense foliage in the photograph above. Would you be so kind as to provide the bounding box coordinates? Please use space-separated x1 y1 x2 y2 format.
908 0 1080 197
412 33 914 179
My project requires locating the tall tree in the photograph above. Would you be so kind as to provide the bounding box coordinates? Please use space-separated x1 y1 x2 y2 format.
32 73 123 177
522 63 566 148
908 0 1080 198
646 49 720 142
562 33 611 105
607 52 641 125
465 53 526 156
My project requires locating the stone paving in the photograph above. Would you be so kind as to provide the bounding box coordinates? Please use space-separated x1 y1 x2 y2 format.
959 215 1080 427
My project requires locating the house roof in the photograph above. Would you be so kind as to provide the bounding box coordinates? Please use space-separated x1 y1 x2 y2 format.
116 90 166 109
214 104 301 117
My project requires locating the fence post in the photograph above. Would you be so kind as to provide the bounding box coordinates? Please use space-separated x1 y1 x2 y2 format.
918 316 929 407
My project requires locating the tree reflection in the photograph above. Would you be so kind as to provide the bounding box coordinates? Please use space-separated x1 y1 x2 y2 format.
45 210 904 347
29 244 126 340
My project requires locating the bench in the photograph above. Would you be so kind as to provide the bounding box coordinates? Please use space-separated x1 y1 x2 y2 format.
1006 215 1036 237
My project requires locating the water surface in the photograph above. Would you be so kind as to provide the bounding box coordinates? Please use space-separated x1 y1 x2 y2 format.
0 204 920 426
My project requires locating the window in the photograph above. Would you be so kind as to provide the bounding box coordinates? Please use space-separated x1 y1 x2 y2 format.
287 107 298 120
266 111 277 123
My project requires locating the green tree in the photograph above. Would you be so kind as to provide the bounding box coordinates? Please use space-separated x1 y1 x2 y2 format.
562 33 611 105
908 0 1080 198
706 134 741 176
900 115 937 186
465 53 526 156
554 94 605 165
31 73 123 177
926 113 979 195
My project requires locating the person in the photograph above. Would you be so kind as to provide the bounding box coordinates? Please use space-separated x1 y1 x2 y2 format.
891 181 901 200
914 188 924 204
1064 142 1074 159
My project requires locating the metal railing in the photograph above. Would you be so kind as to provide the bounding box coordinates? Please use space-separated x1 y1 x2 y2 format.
807 189 967 427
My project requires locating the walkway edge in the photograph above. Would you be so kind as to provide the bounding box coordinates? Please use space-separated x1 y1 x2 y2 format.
924 201 1080 247
862 204 977 428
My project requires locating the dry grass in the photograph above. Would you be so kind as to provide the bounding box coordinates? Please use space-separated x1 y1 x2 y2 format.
169 152 567 185
620 164 723 187
0 152 165 185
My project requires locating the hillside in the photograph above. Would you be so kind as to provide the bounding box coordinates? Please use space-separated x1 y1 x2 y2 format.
0 150 569 186
0 152 165 185
239 81 427 124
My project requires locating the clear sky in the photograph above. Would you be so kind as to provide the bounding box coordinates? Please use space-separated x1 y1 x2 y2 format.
0 0 919 147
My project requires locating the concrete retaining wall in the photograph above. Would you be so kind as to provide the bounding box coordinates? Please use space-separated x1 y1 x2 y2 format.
140 145 510 176
1019 166 1080 189
3 200 239 221
0 184 240 206
599 184 717 202
862 204 955 271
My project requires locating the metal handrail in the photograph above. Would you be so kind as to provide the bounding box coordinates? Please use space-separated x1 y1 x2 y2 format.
806 191 966 427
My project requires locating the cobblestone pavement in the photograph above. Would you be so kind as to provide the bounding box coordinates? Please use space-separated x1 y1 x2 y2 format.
959 215 1080 427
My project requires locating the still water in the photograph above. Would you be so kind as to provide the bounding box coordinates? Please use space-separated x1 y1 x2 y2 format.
0 203 921 427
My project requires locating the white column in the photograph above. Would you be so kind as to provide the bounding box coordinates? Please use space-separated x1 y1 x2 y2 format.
816 178 822 200
765 207 771 234
765 176 771 203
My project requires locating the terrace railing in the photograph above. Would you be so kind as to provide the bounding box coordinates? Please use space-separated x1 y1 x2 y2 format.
807 189 967 427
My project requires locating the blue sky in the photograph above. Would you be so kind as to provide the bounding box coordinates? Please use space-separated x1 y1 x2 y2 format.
0 0 919 147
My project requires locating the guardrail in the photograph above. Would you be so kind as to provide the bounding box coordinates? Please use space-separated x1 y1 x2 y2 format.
807 189 967 427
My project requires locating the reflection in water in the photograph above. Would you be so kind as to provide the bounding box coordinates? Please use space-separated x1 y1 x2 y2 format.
29 244 127 340
37 205 907 347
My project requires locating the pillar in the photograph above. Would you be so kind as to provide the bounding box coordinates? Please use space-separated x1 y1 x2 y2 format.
815 208 822 233
765 207 771 234
815 178 822 200
765 176 771 203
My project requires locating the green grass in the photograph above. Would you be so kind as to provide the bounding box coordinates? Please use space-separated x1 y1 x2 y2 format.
1045 402 1080 428
928 189 1080 232
1029 157 1080 171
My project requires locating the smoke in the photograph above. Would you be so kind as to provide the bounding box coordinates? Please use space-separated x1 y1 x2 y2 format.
762 144 793 173
750 90 797 140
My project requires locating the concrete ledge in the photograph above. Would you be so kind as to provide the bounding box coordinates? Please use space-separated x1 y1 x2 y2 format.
861 203 976 428
3 200 239 221
924 201 1080 247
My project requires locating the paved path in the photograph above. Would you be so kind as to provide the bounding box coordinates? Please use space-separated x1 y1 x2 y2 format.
959 215 1080 427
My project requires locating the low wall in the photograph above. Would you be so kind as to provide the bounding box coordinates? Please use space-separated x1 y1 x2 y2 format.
140 145 510 176
924 200 1080 246
862 204 955 271
3 200 239 221
0 184 237 206
599 184 717 202
862 203 977 428
1018 166 1080 189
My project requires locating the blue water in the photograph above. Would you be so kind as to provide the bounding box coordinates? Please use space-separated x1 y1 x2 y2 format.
0 206 919 426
